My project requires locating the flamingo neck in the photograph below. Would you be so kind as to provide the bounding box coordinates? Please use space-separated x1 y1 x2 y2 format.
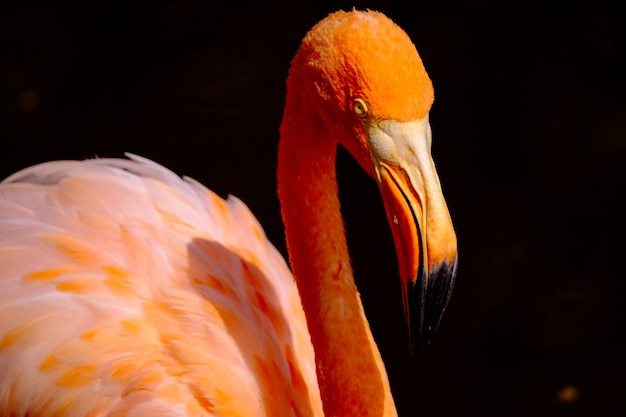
277 79 397 417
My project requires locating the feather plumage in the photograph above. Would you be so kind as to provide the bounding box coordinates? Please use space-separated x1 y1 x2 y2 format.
0 154 322 417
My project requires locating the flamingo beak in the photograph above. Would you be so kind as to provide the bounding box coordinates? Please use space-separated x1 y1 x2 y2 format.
366 116 458 352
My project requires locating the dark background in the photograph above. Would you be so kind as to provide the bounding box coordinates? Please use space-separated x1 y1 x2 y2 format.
1 1 625 416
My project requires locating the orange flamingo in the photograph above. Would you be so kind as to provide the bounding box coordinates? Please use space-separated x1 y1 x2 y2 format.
0 10 457 417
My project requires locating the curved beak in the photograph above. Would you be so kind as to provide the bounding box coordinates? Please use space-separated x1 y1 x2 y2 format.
366 116 458 352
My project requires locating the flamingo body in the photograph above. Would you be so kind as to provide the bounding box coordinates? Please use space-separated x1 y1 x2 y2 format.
0 155 322 416
0 9 458 417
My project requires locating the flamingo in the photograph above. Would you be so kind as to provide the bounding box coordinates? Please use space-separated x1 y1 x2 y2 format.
0 9 457 417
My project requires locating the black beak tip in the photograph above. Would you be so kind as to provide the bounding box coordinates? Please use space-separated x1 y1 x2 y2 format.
408 257 458 353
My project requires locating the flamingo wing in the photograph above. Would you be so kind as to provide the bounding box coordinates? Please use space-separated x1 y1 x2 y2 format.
0 154 322 417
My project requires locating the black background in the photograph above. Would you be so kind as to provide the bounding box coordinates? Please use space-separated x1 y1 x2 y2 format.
1 1 625 416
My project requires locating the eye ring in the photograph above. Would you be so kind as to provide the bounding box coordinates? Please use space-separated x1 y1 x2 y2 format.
352 98 369 118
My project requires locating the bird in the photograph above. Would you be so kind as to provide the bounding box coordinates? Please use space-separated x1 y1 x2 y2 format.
0 9 457 417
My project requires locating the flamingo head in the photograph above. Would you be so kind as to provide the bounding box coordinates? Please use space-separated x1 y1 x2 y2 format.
295 10 458 350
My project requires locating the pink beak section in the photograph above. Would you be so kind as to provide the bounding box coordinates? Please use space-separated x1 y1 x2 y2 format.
377 162 457 352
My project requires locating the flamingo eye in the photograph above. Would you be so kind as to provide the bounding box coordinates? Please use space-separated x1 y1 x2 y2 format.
352 98 369 118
